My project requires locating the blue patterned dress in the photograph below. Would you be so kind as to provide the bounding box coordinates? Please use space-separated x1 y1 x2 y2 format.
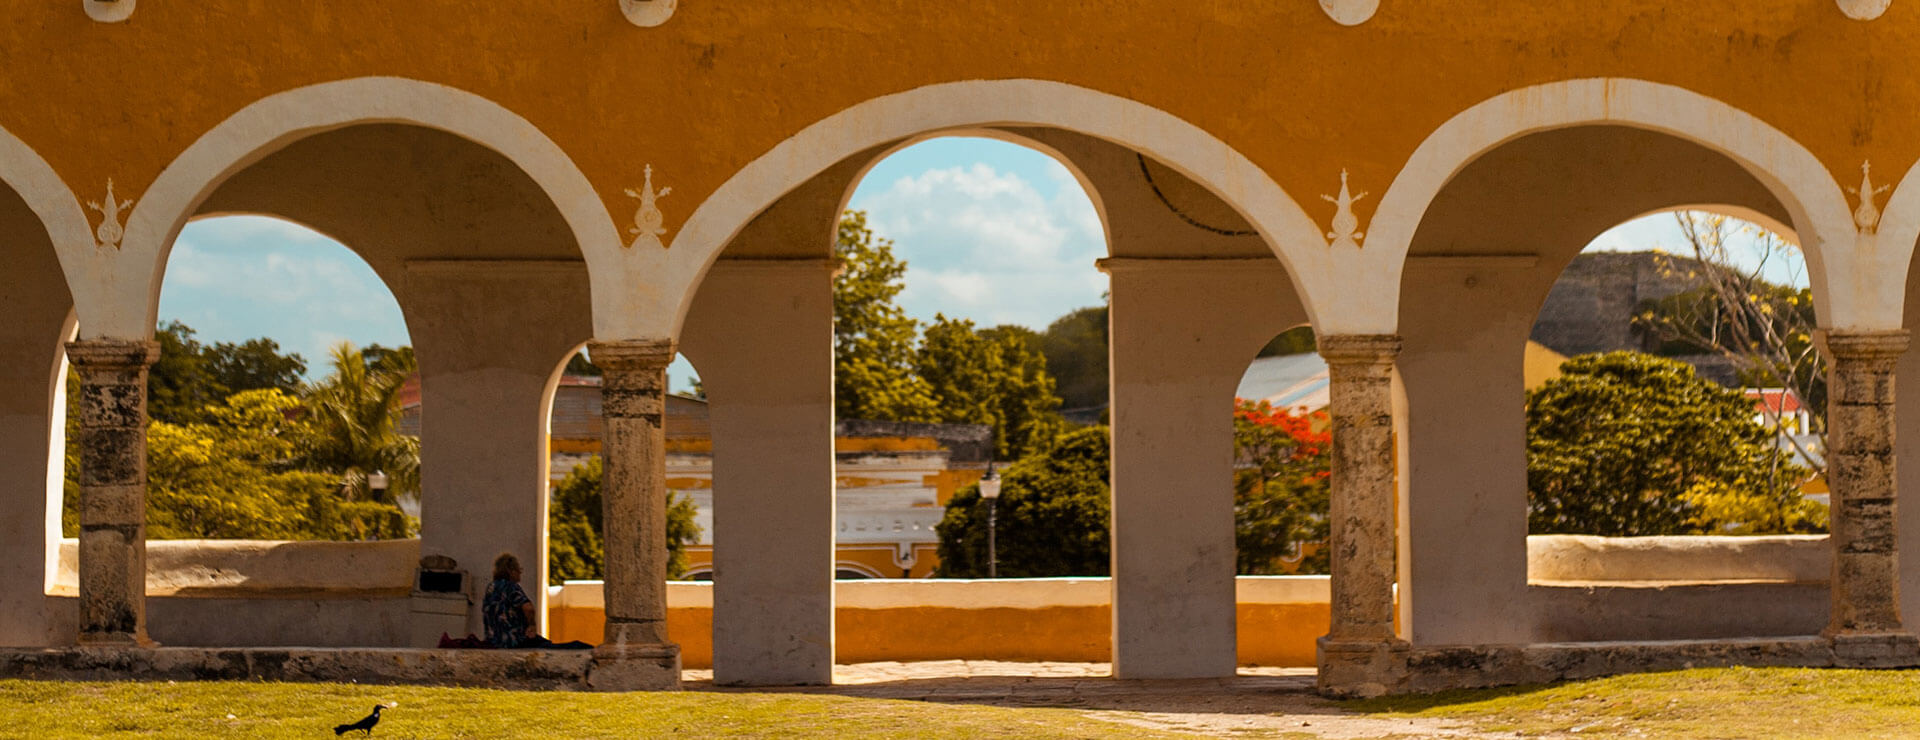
483 578 532 648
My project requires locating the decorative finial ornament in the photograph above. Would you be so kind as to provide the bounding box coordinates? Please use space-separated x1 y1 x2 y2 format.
86 179 134 250
619 0 677 27
624 165 674 250
1837 0 1892 20
1849 161 1891 234
1321 169 1368 249
82 0 135 23
1319 0 1379 26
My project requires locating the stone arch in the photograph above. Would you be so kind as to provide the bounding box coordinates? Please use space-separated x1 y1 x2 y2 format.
1871 160 1920 307
637 79 1332 339
0 126 88 646
0 124 94 281
92 77 617 340
1371 78 1863 330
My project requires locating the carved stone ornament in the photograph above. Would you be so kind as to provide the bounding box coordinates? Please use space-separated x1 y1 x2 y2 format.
1320 0 1379 26
82 0 135 23
1837 0 1892 20
1321 169 1368 249
1850 161 1891 234
87 179 134 250
620 0 677 27
624 165 674 250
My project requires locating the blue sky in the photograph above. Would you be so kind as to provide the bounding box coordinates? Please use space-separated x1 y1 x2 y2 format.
158 138 1802 389
159 216 410 376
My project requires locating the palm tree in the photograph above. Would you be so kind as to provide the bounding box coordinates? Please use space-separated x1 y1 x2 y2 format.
294 342 420 505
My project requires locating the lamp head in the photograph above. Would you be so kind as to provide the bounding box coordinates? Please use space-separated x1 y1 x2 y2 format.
978 464 1002 500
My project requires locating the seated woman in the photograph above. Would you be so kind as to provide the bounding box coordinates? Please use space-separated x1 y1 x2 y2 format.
483 552 591 649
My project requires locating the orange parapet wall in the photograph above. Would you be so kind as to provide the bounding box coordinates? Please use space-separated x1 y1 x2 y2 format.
548 577 1340 669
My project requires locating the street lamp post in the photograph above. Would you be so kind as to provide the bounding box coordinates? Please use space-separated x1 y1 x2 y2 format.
367 470 390 500
978 462 1001 578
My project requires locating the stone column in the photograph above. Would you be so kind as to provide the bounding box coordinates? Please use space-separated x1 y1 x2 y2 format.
1824 329 1920 665
1316 334 1407 697
65 338 159 646
585 338 682 690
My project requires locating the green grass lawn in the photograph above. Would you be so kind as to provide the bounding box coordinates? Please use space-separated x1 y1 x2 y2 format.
1346 666 1920 739
12 668 1920 739
0 680 1182 739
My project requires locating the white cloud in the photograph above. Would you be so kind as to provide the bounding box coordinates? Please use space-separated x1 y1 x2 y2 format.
156 216 409 375
852 162 1107 330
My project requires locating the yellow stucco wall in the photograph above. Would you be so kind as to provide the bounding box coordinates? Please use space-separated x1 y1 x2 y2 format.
5 2 1917 254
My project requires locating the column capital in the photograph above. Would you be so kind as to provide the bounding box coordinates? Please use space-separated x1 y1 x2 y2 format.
587 338 677 372
1318 334 1402 365
1827 329 1911 361
64 339 160 369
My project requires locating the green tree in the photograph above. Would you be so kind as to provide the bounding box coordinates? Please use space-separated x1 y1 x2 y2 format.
1039 305 1109 411
65 388 414 540
916 316 1065 458
1233 399 1331 574
834 210 938 423
206 338 306 395
292 342 420 505
1527 351 1825 536
563 352 601 377
147 321 221 424
146 322 309 424
1257 326 1317 357
935 426 1111 578
547 456 702 581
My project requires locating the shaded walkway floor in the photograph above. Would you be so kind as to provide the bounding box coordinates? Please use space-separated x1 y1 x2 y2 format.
686 661 1486 738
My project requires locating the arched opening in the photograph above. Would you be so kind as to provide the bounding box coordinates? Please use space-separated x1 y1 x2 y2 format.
542 344 708 645
1234 325 1330 578
103 118 595 648
1394 123 1833 647
0 175 76 648
838 135 1108 583
673 113 1330 683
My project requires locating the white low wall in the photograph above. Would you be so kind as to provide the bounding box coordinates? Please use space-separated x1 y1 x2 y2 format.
48 539 420 648
54 538 419 596
1528 534 1830 583
27 535 1839 650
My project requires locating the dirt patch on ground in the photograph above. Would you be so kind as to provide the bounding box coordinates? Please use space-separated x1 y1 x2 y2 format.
688 661 1504 738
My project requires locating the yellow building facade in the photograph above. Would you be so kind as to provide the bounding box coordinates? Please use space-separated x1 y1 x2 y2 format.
10 1 1920 696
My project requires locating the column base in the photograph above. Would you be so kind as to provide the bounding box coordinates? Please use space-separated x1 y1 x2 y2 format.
76 631 154 648
1827 631 1920 668
587 642 682 691
1317 637 1409 698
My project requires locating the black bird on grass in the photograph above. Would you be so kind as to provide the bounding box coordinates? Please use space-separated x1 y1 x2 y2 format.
334 702 395 736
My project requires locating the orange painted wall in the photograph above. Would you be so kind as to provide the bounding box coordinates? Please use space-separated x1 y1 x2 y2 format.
550 600 1337 669
4 2 1916 241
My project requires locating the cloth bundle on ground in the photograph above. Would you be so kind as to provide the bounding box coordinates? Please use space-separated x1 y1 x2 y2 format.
437 632 593 650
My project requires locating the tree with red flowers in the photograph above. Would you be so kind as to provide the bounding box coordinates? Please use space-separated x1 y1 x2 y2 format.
1233 398 1332 574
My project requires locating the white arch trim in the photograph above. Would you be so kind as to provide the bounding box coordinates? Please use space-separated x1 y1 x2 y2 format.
1370 78 1874 330
0 125 95 303
832 562 887 580
614 79 1336 339
1873 161 1920 304
83 77 620 340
